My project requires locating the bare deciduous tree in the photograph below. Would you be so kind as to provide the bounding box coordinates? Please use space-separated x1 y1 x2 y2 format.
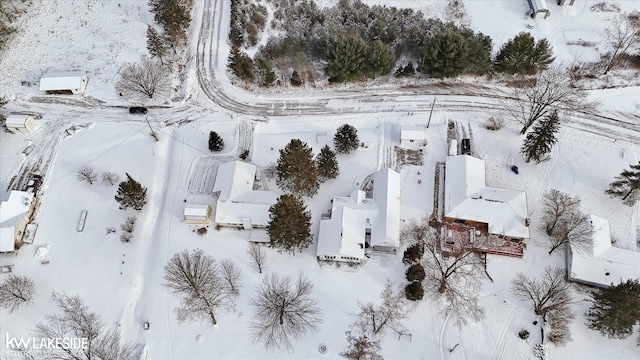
115 55 171 100
164 249 235 326
540 189 592 254
501 66 593 134
0 275 34 312
405 220 485 327
540 189 581 235
247 243 268 274
32 292 138 360
511 267 573 316
220 259 243 296
548 210 592 255
77 165 97 185
602 13 640 74
102 172 120 186
340 328 383 360
547 305 575 346
250 273 322 351
354 281 409 338
120 216 137 233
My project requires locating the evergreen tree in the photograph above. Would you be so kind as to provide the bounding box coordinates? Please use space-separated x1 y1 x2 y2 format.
585 279 640 339
405 281 424 301
365 40 395 77
149 0 190 46
268 194 313 254
290 70 303 86
334 124 359 154
115 173 148 211
325 36 368 83
495 32 555 75
406 264 426 282
255 55 276 87
418 32 469 79
465 32 493 75
228 46 255 81
146 25 167 64
606 162 640 206
276 139 319 197
520 110 561 163
402 243 424 264
316 145 339 182
208 131 224 152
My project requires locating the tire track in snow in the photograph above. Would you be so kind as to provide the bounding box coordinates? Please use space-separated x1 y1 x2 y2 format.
490 306 517 360
439 313 451 360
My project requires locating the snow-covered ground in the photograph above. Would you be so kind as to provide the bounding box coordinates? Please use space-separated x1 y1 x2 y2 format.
0 0 639 359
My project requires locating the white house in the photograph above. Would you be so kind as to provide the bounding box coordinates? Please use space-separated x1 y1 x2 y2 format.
213 161 278 229
527 0 550 19
444 155 529 253
400 126 426 147
183 204 213 225
39 71 88 94
5 114 36 134
0 191 35 252
568 215 640 287
317 168 400 265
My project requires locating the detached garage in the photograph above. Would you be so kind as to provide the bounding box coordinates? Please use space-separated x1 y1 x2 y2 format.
183 205 212 225
5 114 35 134
39 71 88 94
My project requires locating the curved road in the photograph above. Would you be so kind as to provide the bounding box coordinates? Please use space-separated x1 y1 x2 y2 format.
195 0 640 142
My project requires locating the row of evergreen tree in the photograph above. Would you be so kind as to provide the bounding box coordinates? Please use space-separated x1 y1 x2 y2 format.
146 0 192 62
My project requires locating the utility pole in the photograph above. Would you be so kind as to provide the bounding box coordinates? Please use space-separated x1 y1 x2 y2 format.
145 116 159 141
427 98 436 128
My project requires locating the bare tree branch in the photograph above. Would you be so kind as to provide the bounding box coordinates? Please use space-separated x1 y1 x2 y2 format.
220 259 243 296
602 13 640 74
0 275 34 312
115 55 171 100
247 243 268 274
354 281 409 338
511 266 573 316
77 165 97 185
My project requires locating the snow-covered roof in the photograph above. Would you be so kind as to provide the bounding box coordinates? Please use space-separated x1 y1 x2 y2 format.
569 215 640 287
0 191 34 252
317 169 401 258
213 161 256 201
183 204 211 217
5 114 32 127
401 126 425 141
445 155 529 239
39 71 86 91
214 201 273 227
370 168 401 247
530 0 549 12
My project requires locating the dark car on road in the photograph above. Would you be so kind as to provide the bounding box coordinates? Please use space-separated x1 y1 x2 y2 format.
129 107 148 115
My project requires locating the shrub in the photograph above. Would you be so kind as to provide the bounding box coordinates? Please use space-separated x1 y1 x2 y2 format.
402 243 424 264
406 264 426 282
405 281 424 301
519 329 530 340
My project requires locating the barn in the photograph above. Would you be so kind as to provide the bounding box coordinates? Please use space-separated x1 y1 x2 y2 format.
5 114 36 134
527 0 550 19
183 204 212 225
39 71 88 94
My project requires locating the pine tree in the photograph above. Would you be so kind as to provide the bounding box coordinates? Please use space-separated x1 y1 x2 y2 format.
316 145 339 182
585 279 640 339
276 139 319 197
495 32 555 75
465 32 493 75
228 46 255 81
325 36 368 83
406 264 426 282
255 56 275 87
418 32 469 79
146 25 167 64
208 131 224 152
365 40 395 77
267 194 312 254
115 173 148 211
334 124 359 154
606 162 640 206
405 281 424 301
520 110 561 163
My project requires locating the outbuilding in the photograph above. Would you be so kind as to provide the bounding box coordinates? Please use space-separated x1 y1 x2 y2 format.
527 0 550 19
400 126 427 147
39 71 88 94
0 191 35 252
5 114 36 134
183 204 213 225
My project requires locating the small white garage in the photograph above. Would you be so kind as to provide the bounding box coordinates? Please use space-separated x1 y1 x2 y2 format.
39 71 88 94
5 114 36 134
183 204 212 225
400 126 426 147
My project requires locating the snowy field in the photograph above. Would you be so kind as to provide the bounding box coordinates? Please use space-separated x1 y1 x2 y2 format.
0 0 639 359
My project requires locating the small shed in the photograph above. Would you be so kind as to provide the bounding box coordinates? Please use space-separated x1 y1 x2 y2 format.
527 0 550 19
39 71 88 94
183 205 212 225
400 126 426 147
5 114 36 134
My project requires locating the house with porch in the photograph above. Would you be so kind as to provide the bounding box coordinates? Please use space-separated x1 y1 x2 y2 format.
212 161 278 230
317 168 400 266
443 155 530 257
567 215 640 287
0 191 35 252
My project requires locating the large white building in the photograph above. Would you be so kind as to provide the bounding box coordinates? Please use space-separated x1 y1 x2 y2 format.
568 215 640 287
316 168 401 265
39 71 88 94
213 161 278 230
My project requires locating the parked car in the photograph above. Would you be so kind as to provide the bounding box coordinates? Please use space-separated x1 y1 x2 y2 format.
129 107 148 115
